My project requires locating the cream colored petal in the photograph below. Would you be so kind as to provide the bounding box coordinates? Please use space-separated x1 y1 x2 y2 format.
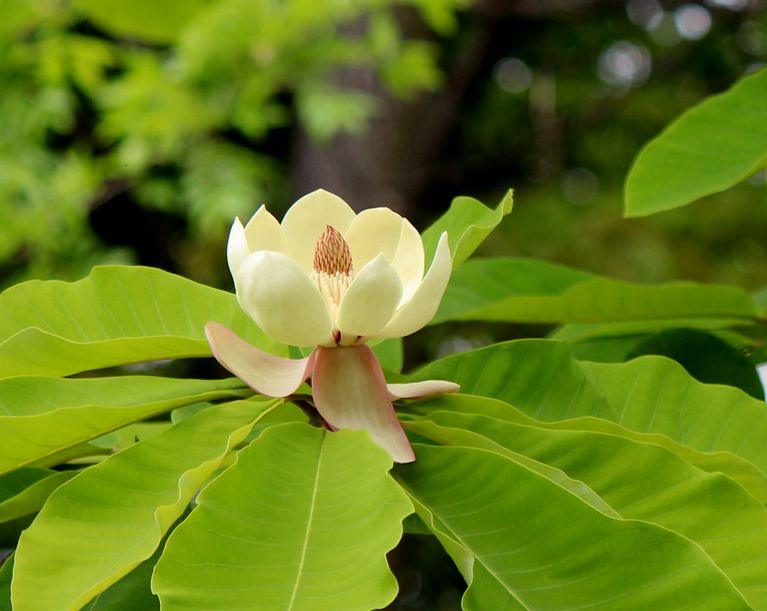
344 207 404 270
337 254 403 338
280 189 357 273
243 205 289 255
376 232 451 339
236 251 333 347
387 380 460 400
226 217 250 283
390 218 424 304
205 322 314 397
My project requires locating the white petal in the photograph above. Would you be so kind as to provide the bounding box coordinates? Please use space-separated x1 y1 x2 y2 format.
226 218 250 280
337 254 403 338
312 345 415 463
387 380 460 400
391 218 424 304
243 205 289 255
376 232 451 339
344 207 404 270
236 251 333 347
205 322 314 397
280 189 357 273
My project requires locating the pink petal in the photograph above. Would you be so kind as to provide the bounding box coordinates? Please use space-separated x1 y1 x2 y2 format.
205 322 314 398
387 380 460 400
311 345 415 463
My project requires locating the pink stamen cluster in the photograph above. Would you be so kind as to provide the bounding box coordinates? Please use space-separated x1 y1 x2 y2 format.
313 225 353 276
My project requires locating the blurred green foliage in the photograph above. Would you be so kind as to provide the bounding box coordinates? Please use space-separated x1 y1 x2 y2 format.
0 0 462 285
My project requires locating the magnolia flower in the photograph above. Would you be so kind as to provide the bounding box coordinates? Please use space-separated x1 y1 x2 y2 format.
206 189 458 462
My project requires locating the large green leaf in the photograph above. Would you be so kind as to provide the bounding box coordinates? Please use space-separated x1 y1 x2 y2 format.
0 469 76 524
412 342 767 500
422 393 767 505
0 468 54 502
413 339 616 421
153 423 412 611
0 375 249 474
0 555 11 611
551 319 756 363
0 265 281 378
406 419 618 518
625 68 767 217
415 411 767 608
627 327 764 399
580 356 767 476
397 444 749 609
11 399 278 611
72 0 210 43
83 557 159 611
414 341 767 469
432 257 757 324
421 190 513 267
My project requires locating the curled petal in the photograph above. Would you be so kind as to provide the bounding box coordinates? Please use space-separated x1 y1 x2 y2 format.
243 205 289 255
205 322 314 397
337 254 402 339
312 345 415 463
281 189 357 273
226 218 250 280
344 207 404 270
237 251 333 347
376 232 452 339
387 380 460 400
391 218 425 304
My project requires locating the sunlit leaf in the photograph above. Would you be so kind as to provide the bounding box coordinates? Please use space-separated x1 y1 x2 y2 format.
83 554 160 610
12 399 278 611
625 68 767 217
0 375 249 474
72 0 210 44
580 356 767 476
0 555 10 611
397 444 749 609
551 319 753 363
627 328 764 399
153 423 412 611
416 410 767 608
421 190 513 268
0 469 76 524
414 342 767 500
433 257 757 324
406 419 619 518
0 265 282 378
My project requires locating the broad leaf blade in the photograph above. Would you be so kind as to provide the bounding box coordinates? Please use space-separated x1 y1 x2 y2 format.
625 68 767 217
0 265 282 378
0 375 249 474
413 342 767 501
0 556 11 611
0 470 76 523
11 399 278 611
82 555 160 610
581 356 767 476
418 410 767 608
415 341 767 469
406 419 619 519
433 258 757 324
153 423 412 611
419 393 767 505
627 328 764 399
397 444 749 609
73 0 209 43
421 190 513 268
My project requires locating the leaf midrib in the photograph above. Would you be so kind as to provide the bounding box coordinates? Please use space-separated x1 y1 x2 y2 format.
286 435 325 611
